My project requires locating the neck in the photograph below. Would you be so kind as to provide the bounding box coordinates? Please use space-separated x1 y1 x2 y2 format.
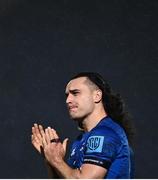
81 106 108 132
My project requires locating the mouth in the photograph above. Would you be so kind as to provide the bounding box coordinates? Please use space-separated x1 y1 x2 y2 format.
68 106 78 111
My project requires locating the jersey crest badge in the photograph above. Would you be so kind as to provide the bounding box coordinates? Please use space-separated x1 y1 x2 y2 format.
86 136 104 153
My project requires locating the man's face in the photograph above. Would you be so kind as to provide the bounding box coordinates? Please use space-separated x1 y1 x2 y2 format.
65 77 96 120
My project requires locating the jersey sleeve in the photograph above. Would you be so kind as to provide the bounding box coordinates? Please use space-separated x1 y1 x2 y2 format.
83 128 120 169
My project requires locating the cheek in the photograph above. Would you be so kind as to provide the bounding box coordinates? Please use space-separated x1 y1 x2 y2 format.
79 96 94 110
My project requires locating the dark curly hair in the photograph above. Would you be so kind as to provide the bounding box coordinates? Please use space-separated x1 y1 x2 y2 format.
70 72 135 145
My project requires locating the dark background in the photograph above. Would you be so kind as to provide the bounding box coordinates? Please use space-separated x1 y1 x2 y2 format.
0 0 158 178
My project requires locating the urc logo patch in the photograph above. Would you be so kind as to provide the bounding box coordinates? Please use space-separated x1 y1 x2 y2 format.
86 136 104 153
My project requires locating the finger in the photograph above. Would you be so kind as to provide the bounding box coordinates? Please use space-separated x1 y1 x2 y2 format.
31 134 36 143
42 134 47 148
38 125 47 147
63 138 69 152
32 124 42 141
32 125 37 136
45 127 52 144
31 134 35 142
34 123 39 134
39 124 45 137
48 127 55 140
31 130 37 143
31 134 42 153
51 128 59 139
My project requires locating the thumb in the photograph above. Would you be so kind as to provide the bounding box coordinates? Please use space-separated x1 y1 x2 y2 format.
63 138 69 152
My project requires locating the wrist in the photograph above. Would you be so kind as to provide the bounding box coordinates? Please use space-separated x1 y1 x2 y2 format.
49 156 64 168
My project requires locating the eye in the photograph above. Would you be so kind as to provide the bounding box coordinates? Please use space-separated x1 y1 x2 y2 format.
72 91 79 96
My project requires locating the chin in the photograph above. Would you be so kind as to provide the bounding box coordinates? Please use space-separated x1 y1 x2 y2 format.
68 110 87 120
69 114 82 121
70 116 80 121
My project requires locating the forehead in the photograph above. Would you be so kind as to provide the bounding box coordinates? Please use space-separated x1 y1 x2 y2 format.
65 77 88 91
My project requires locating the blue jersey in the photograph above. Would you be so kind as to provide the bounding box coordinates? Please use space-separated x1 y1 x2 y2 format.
67 116 134 179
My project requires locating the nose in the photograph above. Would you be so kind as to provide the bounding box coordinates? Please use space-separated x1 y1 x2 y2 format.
66 94 73 104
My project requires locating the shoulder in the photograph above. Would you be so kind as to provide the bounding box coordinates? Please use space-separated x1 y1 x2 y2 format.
90 117 128 144
89 119 120 142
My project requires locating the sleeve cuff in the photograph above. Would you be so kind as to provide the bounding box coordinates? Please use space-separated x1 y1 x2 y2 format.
83 156 111 169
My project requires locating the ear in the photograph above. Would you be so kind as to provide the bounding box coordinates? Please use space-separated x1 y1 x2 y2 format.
94 89 102 103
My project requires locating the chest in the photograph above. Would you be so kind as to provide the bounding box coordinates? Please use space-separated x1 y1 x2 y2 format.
68 137 88 168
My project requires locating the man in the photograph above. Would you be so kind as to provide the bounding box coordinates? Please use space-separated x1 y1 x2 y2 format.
31 72 135 178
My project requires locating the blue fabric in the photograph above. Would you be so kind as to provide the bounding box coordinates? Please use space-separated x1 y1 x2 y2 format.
67 116 134 179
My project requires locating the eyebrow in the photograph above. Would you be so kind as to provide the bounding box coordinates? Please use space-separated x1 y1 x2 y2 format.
65 89 80 95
